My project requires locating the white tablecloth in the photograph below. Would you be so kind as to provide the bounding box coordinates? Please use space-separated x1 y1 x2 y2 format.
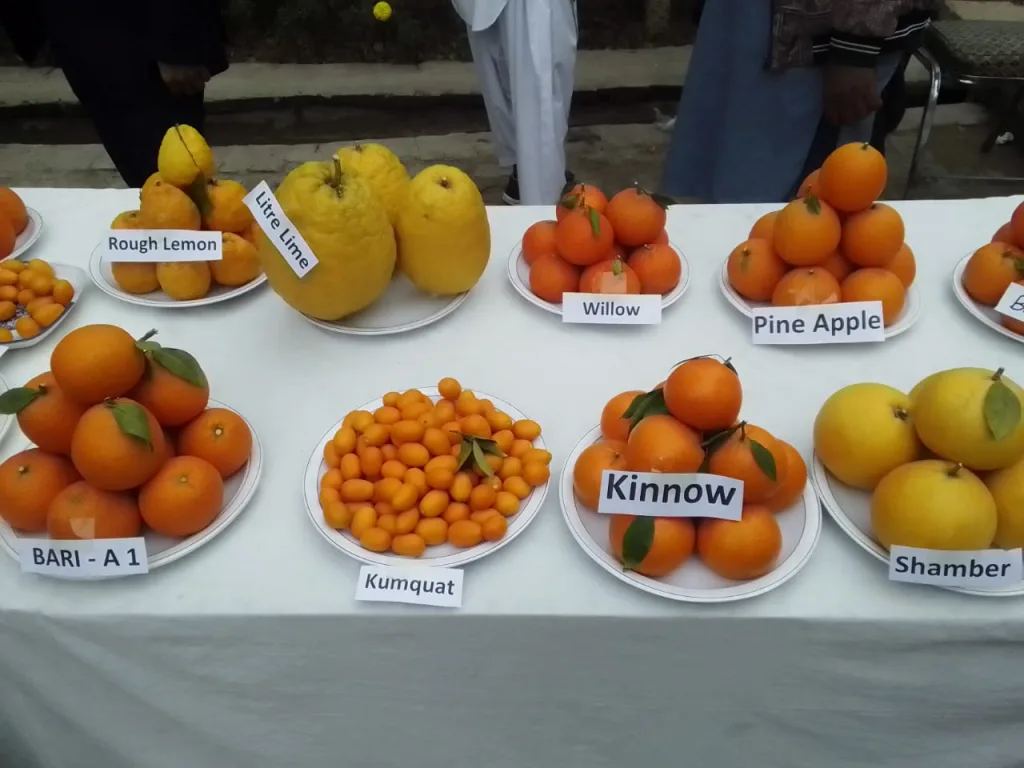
2 189 1024 768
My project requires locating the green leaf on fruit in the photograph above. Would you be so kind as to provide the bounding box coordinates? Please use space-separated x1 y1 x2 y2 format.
623 388 670 433
108 401 152 448
152 347 208 389
559 193 579 211
0 387 40 414
749 439 777 480
454 434 501 475
559 180 575 200
471 440 494 477
649 192 676 210
804 194 821 215
475 437 505 457
588 207 601 238
456 438 473 471
620 516 654 571
984 380 1022 441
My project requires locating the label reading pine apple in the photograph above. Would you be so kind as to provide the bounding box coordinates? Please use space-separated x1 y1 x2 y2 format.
20 537 149 580
98 230 221 263
243 180 319 278
562 293 662 325
888 545 1023 589
355 565 464 608
751 301 885 345
597 470 743 521
994 282 1024 323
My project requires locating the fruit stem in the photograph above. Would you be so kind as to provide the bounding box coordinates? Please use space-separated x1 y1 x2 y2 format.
330 156 344 196
893 406 910 422
992 367 1005 382
137 329 158 344
947 462 963 478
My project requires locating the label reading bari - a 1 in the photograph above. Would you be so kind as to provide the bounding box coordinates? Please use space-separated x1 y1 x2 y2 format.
596 470 743 521
243 181 319 278
20 537 149 580
752 301 885 345
356 565 464 608
889 545 1023 589
562 293 662 325
98 230 221 263
995 282 1024 323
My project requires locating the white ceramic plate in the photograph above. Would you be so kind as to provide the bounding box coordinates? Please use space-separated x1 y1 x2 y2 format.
811 457 1023 597
88 244 267 308
0 262 87 352
507 240 691 316
304 387 549 568
11 208 43 260
0 399 263 575
301 273 469 336
951 252 1024 345
719 259 922 339
559 426 822 603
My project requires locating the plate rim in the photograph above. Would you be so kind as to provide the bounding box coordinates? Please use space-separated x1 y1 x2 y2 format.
11 208 43 261
558 425 822 603
88 243 267 309
951 251 1024 346
810 456 1024 597
299 289 470 336
718 258 922 340
0 398 264 575
0 261 87 351
506 239 691 316
303 386 549 568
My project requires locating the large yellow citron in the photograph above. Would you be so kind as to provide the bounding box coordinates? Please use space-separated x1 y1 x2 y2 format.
396 165 489 295
335 143 409 227
257 160 396 321
157 124 215 188
872 460 997 550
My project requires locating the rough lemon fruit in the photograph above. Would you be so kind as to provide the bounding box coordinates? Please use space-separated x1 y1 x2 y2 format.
914 367 1024 471
157 262 211 300
111 263 159 294
872 460 997 550
257 159 395 321
211 232 262 286
157 124 215 188
140 179 201 230
987 455 1024 549
203 179 253 233
111 210 142 230
335 143 408 227
814 383 921 490
396 165 489 295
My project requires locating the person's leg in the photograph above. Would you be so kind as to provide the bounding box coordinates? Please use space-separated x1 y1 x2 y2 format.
467 20 518 197
500 0 576 205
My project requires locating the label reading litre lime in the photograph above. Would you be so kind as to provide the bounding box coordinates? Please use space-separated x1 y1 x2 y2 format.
243 181 318 278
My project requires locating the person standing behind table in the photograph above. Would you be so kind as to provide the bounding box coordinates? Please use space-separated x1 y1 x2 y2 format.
452 0 578 205
660 0 937 203
0 0 227 189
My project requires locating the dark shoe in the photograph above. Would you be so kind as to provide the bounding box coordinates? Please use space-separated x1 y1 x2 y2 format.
502 166 576 205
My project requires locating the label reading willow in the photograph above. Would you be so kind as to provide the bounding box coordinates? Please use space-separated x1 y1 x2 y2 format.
20 537 149 580
596 470 743 521
355 565 464 608
995 282 1024 323
752 301 885 345
562 293 662 325
888 545 1023 589
243 180 319 278
98 230 221 263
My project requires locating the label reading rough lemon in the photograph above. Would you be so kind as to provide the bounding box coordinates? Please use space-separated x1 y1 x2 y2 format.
98 230 221 263
243 181 319 278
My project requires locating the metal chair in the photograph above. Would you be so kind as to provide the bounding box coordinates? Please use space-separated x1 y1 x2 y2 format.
905 20 1024 197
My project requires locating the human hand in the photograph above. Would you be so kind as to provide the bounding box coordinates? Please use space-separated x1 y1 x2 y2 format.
822 64 882 126
158 63 210 96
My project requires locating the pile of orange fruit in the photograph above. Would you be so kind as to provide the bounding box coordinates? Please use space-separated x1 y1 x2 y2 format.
319 378 550 557
522 183 682 303
726 142 914 327
0 258 76 343
0 187 28 259
572 356 807 581
0 323 252 542
961 202 1024 336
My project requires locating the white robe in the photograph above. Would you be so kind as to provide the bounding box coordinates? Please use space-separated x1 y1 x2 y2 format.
453 0 577 204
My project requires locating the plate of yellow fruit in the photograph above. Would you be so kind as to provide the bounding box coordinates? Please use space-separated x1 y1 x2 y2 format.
0 258 84 350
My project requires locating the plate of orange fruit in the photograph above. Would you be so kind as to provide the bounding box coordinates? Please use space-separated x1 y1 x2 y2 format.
0 324 262 575
951 220 1024 344
721 143 921 339
508 183 689 316
304 379 551 568
0 258 85 351
559 356 821 603
0 187 42 261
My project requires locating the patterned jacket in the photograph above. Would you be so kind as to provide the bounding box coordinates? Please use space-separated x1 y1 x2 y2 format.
770 0 939 70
